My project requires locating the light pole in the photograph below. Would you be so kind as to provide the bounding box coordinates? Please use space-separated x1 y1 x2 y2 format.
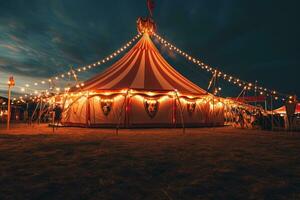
7 76 15 130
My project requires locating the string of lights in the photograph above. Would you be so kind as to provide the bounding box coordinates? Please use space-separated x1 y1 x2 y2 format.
152 33 294 102
11 33 142 103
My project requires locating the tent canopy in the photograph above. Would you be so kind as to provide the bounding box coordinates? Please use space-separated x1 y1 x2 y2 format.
73 33 207 95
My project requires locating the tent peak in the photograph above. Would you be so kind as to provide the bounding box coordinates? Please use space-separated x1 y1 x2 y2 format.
137 17 156 36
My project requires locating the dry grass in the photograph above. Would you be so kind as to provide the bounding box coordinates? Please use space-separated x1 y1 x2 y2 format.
0 124 300 199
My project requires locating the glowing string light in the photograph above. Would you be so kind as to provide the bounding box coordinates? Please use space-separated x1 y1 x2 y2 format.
153 32 293 101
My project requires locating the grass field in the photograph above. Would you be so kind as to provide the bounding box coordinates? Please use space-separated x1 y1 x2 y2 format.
0 124 299 199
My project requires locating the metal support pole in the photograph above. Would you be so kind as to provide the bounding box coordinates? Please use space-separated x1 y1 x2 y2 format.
271 95 274 131
212 71 217 127
255 80 258 107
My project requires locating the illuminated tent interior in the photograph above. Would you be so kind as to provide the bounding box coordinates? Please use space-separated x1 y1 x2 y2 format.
61 18 225 128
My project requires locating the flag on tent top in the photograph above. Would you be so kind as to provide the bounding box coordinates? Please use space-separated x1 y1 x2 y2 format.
147 0 155 17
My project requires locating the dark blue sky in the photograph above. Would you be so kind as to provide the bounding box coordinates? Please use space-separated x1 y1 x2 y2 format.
0 0 299 98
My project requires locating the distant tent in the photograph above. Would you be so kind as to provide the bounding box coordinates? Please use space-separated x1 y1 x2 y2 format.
0 96 8 104
274 103 300 115
61 18 225 128
0 96 24 122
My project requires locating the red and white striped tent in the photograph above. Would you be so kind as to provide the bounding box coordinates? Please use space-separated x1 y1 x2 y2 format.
61 19 225 128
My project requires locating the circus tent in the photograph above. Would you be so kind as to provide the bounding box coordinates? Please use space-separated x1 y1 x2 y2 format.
61 18 225 128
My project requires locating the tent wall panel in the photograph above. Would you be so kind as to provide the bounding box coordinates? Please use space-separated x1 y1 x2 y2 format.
62 96 88 125
206 102 225 125
175 100 224 127
89 96 125 126
128 95 174 127
179 100 209 125
61 93 225 128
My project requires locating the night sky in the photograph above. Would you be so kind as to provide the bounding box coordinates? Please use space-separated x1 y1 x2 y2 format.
0 0 299 99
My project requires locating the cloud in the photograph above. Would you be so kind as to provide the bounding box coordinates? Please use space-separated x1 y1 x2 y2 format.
0 0 299 98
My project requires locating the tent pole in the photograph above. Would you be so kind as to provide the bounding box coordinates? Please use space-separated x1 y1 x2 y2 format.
207 72 216 91
86 92 90 127
175 90 185 134
42 104 51 124
255 80 258 107
236 87 246 101
116 90 130 135
265 100 267 111
61 85 71 121
172 96 177 127
7 85 11 130
38 97 43 125
210 70 218 128
213 72 217 127
52 109 55 133
26 102 29 125
30 102 40 125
